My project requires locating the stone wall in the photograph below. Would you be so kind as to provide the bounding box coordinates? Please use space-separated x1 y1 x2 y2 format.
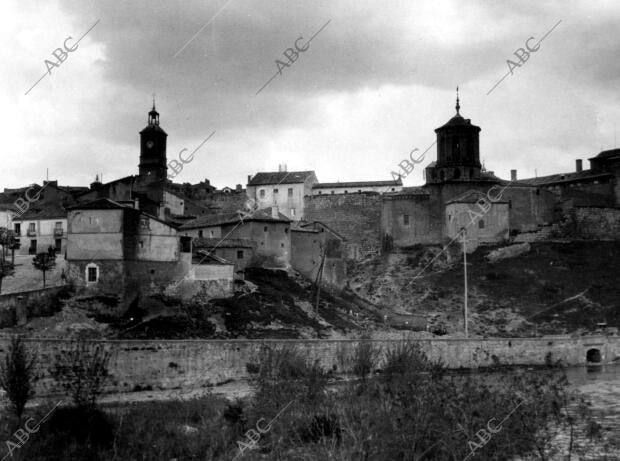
304 193 383 257
2 335 617 397
0 286 69 327
564 207 620 239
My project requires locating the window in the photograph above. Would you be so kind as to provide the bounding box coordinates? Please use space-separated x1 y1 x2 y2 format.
508 200 512 209
403 214 410 226
139 240 144 249
318 191 322 195
139 217 149 229
264 226 268 232
198 230 204 238
288 188 293 197
259 189 265 198
55 221 62 230
478 220 485 229
28 223 35 232
344 190 348 194
331 191 334 195
285 228 289 234
274 188 279 194
86 263 99 284
358 190 362 193
210 230 214 237
391 188 395 191
13 223 20 235
55 239 61 252
290 208 295 217
237 250 244 259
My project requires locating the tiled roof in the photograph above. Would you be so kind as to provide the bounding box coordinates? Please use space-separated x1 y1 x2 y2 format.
66 198 135 211
248 171 316 186
14 204 67 220
313 179 402 188
447 189 509 204
517 170 610 186
592 148 620 160
179 209 290 230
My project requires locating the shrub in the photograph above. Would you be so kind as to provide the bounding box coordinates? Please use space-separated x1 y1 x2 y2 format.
351 338 381 379
0 336 37 418
51 341 112 409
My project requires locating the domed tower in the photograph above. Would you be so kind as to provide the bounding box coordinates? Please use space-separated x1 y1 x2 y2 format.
426 88 481 183
139 101 168 184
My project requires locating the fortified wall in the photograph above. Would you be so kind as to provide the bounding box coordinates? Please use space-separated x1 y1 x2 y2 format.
1 335 618 397
304 193 383 258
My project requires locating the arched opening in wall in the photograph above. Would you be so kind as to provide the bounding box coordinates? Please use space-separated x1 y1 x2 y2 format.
478 220 485 229
454 168 461 179
586 348 602 364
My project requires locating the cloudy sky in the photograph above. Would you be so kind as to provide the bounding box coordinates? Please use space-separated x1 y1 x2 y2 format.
2 0 620 189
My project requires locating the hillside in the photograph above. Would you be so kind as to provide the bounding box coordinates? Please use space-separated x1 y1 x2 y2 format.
348 240 620 336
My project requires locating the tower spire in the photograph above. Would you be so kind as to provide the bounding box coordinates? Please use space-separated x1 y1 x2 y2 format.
455 86 460 115
152 93 156 111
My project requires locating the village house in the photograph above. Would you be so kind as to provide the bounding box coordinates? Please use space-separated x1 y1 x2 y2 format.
246 167 318 221
290 221 347 289
13 205 67 255
65 198 191 298
179 209 292 269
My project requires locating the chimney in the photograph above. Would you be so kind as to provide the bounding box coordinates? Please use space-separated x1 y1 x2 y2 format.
510 169 517 181
271 206 278 218
134 197 139 209
247 175 252 184
236 184 242 191
576 159 583 173
278 164 287 172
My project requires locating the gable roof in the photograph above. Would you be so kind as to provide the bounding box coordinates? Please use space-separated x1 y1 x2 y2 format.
517 171 610 186
66 198 135 211
248 171 316 186
447 189 509 204
14 204 68 221
179 209 290 230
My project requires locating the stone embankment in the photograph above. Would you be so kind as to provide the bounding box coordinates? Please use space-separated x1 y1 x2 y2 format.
0 335 617 397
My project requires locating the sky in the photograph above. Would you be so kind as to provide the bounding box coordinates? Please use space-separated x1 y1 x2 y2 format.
2 0 620 190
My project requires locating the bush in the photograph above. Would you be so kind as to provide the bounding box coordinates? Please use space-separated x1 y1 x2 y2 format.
0 336 37 418
51 341 112 409
351 338 381 379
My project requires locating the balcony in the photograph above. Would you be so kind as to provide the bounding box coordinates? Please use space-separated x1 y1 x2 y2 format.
54 228 64 236
26 229 36 237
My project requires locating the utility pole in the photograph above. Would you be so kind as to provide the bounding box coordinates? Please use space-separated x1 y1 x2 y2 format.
460 227 469 338
314 245 326 314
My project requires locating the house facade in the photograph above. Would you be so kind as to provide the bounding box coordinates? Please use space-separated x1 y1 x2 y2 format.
179 209 291 268
13 206 67 255
246 169 317 221
66 198 190 297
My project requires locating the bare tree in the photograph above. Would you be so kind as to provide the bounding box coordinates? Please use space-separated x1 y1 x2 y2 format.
0 336 38 418
51 340 112 410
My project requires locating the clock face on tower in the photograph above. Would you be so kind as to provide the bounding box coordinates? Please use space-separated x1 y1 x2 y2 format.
146 141 154 149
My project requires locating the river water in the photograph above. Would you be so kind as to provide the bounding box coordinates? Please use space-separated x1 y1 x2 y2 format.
563 364 620 459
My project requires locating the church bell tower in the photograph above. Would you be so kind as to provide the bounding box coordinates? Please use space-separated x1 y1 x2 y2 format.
139 101 168 184
426 88 482 184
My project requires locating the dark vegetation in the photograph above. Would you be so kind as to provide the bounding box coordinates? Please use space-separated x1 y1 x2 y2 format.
3 341 616 460
0 336 37 418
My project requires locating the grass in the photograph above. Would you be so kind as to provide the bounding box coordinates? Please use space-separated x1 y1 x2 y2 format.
2 342 615 460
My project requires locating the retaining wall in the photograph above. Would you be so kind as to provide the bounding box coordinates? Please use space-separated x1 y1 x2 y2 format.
0 335 618 397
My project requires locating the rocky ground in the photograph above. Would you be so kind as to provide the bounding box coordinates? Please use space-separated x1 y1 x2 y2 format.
3 241 619 339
